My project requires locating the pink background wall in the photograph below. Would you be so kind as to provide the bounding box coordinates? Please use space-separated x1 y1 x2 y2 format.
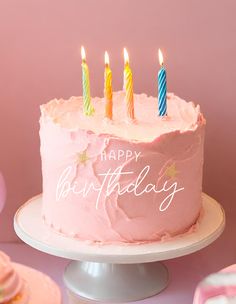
0 0 235 247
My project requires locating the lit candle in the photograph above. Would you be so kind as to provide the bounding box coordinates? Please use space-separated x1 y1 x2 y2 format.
158 49 167 116
81 46 95 116
104 51 113 119
123 48 135 120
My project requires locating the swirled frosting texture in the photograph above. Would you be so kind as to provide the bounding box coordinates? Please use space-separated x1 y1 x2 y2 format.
193 265 236 304
40 92 205 244
0 252 29 304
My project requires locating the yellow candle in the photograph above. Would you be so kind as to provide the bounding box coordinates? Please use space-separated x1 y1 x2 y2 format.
104 51 113 119
123 48 135 120
81 46 94 116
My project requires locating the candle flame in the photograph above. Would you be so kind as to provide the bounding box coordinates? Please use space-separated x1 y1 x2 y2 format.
158 49 164 66
81 46 86 61
124 48 129 65
105 51 109 65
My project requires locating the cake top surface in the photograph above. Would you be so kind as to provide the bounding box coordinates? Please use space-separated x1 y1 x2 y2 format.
40 91 203 142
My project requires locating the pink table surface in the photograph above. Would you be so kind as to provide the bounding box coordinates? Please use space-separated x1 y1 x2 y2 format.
0 235 233 304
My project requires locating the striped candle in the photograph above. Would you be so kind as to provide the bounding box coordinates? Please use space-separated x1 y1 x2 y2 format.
123 48 135 120
158 49 167 116
81 46 95 116
104 51 113 119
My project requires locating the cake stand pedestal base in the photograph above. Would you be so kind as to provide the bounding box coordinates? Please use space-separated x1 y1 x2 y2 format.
14 193 225 303
64 261 168 303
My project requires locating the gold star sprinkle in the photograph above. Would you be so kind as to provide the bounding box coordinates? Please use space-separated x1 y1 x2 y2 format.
76 150 90 165
165 163 178 179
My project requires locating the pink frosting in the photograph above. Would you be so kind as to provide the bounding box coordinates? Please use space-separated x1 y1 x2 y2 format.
193 265 236 304
39 91 205 244
0 251 29 304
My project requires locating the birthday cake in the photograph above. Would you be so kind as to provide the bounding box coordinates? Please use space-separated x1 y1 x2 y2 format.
39 91 205 244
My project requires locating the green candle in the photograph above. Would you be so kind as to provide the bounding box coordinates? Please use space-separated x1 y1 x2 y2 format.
81 46 94 116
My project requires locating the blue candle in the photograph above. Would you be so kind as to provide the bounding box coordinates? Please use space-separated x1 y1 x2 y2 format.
158 49 167 116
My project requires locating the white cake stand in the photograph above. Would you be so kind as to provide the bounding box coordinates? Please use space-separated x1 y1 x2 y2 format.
14 193 225 303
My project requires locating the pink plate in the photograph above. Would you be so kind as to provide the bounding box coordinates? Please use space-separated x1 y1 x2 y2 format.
13 263 61 304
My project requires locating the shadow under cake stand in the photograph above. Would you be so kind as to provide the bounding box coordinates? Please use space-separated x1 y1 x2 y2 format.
14 193 225 303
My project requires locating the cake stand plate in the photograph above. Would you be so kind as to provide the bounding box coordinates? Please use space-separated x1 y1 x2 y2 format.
14 193 225 303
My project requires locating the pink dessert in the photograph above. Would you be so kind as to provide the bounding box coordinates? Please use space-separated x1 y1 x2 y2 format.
0 251 61 304
0 251 29 304
39 91 205 244
193 265 236 304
